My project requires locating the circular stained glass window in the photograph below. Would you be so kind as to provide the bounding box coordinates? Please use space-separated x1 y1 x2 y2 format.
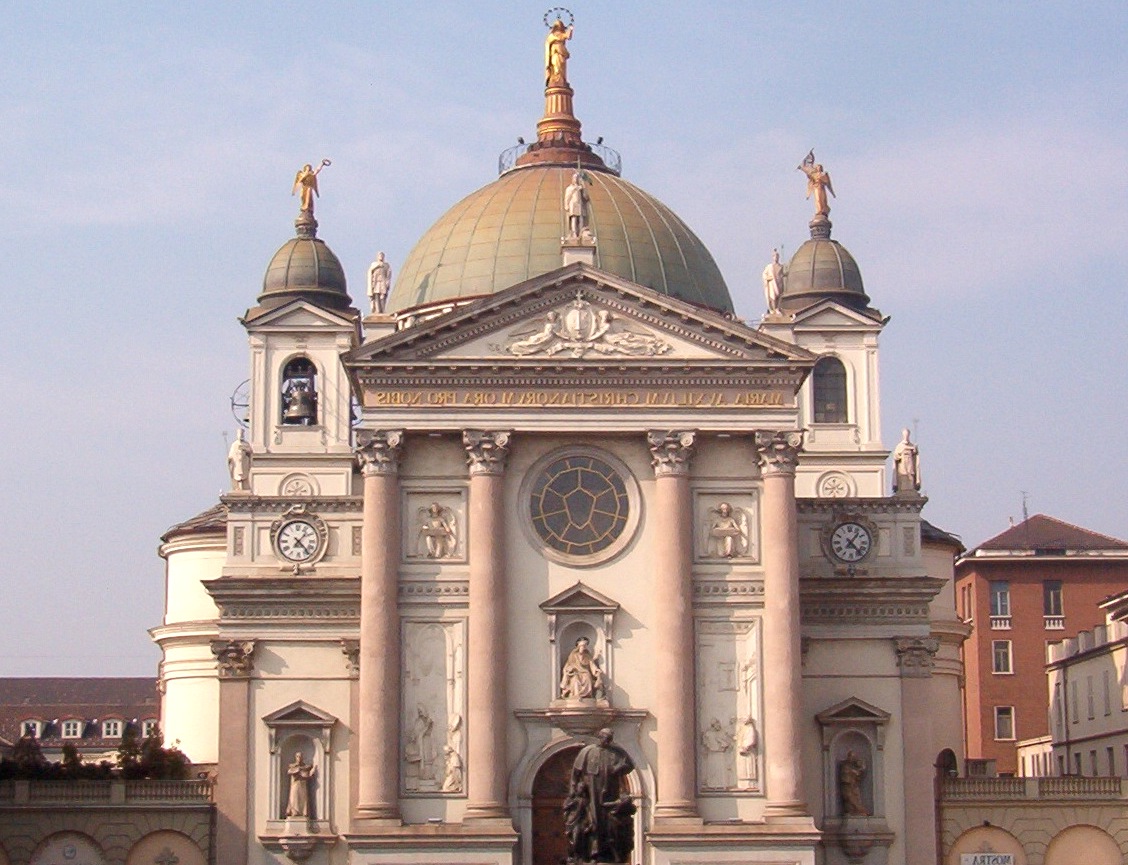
528 453 634 560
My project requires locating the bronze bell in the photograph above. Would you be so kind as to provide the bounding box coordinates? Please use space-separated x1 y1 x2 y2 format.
282 384 317 425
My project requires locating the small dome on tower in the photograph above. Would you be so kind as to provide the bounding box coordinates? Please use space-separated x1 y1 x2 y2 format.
259 212 352 312
780 218 868 313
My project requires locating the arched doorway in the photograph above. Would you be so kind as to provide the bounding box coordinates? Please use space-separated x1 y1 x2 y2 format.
532 745 581 865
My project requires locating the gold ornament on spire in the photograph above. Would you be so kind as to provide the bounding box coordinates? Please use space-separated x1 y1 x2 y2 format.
292 159 331 214
798 150 835 217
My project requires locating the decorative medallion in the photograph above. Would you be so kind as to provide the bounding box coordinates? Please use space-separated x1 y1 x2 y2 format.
494 294 671 358
522 449 640 566
816 471 853 499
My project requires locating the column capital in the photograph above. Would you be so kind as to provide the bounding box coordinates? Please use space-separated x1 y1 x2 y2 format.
356 429 404 476
647 430 697 477
211 639 256 678
463 430 512 476
894 637 940 678
754 430 804 476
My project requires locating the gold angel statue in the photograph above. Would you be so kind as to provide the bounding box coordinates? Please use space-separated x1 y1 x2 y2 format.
292 159 331 213
798 150 835 217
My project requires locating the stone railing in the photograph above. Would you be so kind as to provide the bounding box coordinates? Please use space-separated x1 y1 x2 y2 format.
941 776 1127 801
0 778 212 805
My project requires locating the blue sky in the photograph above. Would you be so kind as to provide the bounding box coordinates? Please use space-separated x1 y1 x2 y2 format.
2 2 1126 675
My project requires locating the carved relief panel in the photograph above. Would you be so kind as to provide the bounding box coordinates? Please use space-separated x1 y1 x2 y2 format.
693 492 759 563
695 620 761 793
402 487 467 564
402 619 466 795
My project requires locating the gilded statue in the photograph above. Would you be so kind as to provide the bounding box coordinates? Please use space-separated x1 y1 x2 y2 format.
292 159 331 214
545 18 574 86
798 150 835 217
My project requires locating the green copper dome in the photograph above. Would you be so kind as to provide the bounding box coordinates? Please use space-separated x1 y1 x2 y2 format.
259 214 352 312
781 236 868 313
389 166 733 314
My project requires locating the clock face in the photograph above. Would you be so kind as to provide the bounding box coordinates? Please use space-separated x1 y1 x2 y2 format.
830 522 872 563
277 520 320 562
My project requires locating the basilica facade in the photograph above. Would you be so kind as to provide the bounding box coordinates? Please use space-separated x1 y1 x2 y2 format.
153 24 966 865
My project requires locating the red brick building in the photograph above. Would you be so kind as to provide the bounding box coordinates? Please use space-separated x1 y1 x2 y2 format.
955 515 1128 774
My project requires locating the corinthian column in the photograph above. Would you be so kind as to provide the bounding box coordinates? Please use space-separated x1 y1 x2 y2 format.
755 430 808 817
647 430 699 821
462 430 512 821
354 430 404 822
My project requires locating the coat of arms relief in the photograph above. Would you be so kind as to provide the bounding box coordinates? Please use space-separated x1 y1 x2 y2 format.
492 294 671 358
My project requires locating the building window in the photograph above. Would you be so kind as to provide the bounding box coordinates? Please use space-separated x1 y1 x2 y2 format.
102 720 122 739
142 719 159 740
994 706 1015 740
1108 746 1115 776
1043 580 1064 628
1123 745 1128 778
1104 670 1113 716
1073 752 1082 775
20 720 40 738
989 580 1011 628
1087 676 1095 719
992 640 1013 674
1090 750 1098 776
61 720 83 739
1070 681 1079 723
812 357 848 423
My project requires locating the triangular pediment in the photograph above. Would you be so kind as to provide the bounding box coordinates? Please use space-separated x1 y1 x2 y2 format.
815 696 891 726
791 299 888 331
540 581 621 614
262 700 338 726
346 264 815 367
241 298 358 330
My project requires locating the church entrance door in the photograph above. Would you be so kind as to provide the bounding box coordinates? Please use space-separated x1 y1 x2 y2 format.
531 745 581 865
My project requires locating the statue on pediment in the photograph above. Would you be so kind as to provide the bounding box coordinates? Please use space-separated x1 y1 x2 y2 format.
762 248 784 315
892 428 921 493
368 252 391 314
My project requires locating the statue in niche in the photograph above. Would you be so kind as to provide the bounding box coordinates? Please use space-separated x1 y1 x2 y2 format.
417 503 457 558
737 715 759 783
762 248 784 315
798 150 835 217
446 713 463 756
405 704 436 782
441 745 463 792
704 502 749 558
560 636 606 700
892 427 921 493
285 752 315 818
565 729 636 864
226 429 252 492
564 172 590 238
838 750 868 816
292 159 330 214
367 251 392 315
700 718 734 789
545 17 574 86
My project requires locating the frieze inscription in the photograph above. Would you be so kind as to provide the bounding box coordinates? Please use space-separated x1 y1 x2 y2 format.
366 388 789 409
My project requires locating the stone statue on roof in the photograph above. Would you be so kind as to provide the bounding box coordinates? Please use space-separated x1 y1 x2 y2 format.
762 248 784 315
892 427 921 494
798 150 835 217
564 172 589 238
368 252 392 314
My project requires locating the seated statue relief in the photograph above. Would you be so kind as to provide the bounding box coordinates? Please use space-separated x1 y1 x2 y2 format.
560 637 606 700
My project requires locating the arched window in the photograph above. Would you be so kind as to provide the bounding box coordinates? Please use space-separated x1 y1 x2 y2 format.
281 357 318 425
812 356 848 423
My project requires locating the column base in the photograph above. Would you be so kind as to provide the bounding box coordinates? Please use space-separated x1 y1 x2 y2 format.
351 804 403 828
652 802 702 824
764 799 811 819
462 803 511 823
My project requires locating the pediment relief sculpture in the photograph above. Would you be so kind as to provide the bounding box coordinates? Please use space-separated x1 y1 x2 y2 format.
493 295 671 358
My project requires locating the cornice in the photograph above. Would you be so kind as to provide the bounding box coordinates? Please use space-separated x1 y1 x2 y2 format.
693 580 765 603
799 575 946 624
222 496 363 514
354 369 807 389
798 496 927 515
205 577 361 621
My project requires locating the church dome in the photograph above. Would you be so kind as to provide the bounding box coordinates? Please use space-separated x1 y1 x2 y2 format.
781 229 868 313
259 213 351 312
389 167 732 314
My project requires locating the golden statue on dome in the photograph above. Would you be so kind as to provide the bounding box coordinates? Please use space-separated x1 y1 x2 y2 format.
798 150 835 217
544 9 574 86
292 159 331 214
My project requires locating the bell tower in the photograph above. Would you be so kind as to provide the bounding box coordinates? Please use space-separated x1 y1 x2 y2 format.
238 202 360 497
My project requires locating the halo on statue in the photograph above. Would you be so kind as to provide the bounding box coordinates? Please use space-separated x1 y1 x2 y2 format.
543 7 574 27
